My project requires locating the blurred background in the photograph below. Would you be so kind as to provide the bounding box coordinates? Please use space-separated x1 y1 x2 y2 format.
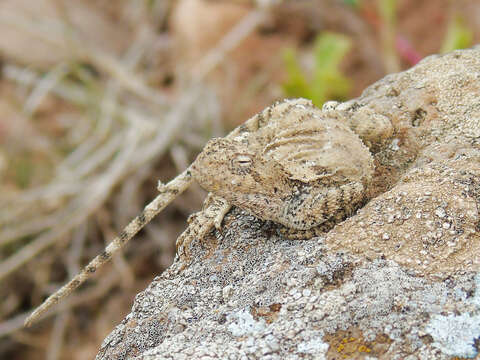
0 0 478 359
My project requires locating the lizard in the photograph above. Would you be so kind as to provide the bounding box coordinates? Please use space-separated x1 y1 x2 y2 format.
25 98 393 327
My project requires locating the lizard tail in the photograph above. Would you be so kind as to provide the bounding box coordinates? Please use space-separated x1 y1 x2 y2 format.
24 169 194 327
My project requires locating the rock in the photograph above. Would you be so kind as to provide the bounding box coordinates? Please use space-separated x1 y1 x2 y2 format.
96 47 480 359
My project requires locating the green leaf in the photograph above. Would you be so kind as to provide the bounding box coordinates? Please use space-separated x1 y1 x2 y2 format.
282 32 352 107
441 15 473 53
282 47 311 101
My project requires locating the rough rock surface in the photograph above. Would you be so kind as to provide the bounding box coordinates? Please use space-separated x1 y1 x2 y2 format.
96 47 480 359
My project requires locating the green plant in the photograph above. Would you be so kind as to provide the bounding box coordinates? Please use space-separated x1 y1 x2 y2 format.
343 0 361 8
377 0 400 72
441 15 473 53
282 32 352 107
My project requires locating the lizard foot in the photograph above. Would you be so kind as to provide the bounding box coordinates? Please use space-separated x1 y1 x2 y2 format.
175 195 231 264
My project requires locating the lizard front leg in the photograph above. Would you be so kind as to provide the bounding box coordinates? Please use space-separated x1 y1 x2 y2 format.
176 194 230 261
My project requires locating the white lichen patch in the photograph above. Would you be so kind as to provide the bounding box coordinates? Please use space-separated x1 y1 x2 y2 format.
426 313 480 358
297 338 329 356
227 308 267 337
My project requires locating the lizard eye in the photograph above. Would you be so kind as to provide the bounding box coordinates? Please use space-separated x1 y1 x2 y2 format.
231 154 253 173
234 155 252 167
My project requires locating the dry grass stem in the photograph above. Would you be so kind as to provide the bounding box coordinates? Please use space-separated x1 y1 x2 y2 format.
0 265 119 339
45 309 69 360
192 9 267 80
0 128 141 281
0 10 170 106
23 63 71 116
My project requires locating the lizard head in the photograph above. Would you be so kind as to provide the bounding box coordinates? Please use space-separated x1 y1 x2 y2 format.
191 137 281 198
